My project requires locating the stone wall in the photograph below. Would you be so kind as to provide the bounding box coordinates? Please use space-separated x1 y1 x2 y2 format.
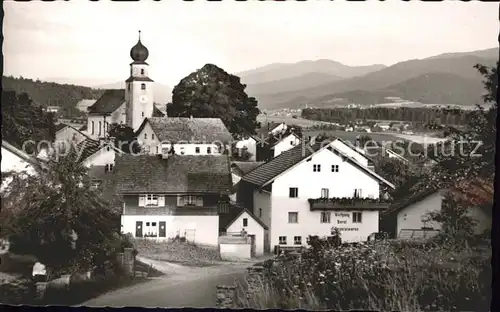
116 248 135 277
245 266 265 302
216 284 237 308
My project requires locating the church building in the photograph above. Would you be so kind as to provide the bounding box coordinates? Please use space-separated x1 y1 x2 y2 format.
85 31 164 140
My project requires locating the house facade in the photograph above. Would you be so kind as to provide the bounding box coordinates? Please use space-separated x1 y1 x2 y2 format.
381 189 491 239
55 124 89 149
135 117 233 156
114 154 232 247
271 133 300 158
235 136 258 161
237 141 394 251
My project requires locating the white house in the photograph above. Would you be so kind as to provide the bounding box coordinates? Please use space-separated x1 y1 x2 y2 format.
235 136 258 161
85 32 164 140
381 188 491 239
219 202 268 257
67 138 124 173
55 123 90 149
135 117 233 156
114 154 232 247
271 133 301 158
237 141 395 252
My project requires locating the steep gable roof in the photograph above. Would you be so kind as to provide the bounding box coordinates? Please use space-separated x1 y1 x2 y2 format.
231 161 265 177
136 117 233 143
241 140 395 189
271 132 300 148
114 154 232 194
67 138 122 164
219 201 268 231
383 187 442 216
87 89 125 115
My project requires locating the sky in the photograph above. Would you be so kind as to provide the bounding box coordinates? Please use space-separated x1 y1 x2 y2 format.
3 1 498 87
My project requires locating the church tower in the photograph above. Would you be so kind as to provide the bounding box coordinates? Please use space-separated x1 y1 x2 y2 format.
125 31 154 131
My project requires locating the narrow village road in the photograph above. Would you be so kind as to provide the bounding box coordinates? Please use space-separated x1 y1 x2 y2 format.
81 259 253 308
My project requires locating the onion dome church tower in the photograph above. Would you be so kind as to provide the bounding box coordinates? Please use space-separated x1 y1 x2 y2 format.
125 30 155 131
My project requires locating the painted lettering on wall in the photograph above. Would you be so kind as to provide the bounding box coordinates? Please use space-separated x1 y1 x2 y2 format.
337 220 347 224
335 213 350 218
338 228 359 231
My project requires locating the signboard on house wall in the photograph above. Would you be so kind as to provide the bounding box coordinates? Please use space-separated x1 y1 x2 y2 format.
334 212 359 231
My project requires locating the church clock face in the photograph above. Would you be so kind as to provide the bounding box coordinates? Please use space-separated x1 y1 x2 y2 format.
139 95 148 103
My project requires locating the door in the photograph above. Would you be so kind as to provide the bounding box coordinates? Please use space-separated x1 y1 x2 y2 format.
264 231 270 254
249 235 256 258
135 221 143 238
159 221 166 238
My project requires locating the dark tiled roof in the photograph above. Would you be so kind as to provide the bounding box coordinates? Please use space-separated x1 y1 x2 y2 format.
68 138 118 163
231 161 265 176
88 165 114 181
138 117 233 143
242 142 324 186
87 89 125 115
55 123 68 132
114 154 232 194
242 141 395 188
383 187 441 216
125 76 154 83
219 202 268 231
153 106 165 117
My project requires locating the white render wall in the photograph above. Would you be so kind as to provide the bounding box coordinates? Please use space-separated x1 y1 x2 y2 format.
330 140 369 167
268 147 381 248
82 147 118 168
273 134 300 157
121 215 219 247
220 243 251 260
136 122 224 156
235 137 257 161
125 79 154 131
226 211 265 256
1 146 35 175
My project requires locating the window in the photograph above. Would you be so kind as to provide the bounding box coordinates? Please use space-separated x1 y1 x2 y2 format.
321 188 329 198
180 195 201 206
243 218 248 227
144 133 147 139
146 194 159 206
313 164 321 172
218 202 229 213
142 112 144 117
320 212 331 223
289 187 298 198
290 141 294 145
353 212 362 223
180 147 185 155
354 189 363 198
294 236 302 245
141 83 146 90
140 69 145 75
207 147 212 154
91 121 94 135
156 146 159 154
152 133 155 140
105 164 113 173
331 165 339 172
288 212 298 223
195 147 200 154
279 236 287 245
98 121 102 136
259 208 262 218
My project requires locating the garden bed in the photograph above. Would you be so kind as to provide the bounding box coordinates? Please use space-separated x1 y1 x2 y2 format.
134 240 222 266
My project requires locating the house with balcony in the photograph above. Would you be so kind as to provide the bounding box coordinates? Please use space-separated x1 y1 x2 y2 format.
236 140 394 252
135 117 233 156
113 153 232 247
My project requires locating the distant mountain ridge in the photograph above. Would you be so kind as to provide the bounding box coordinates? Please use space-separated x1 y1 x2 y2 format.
238 59 387 84
246 47 498 109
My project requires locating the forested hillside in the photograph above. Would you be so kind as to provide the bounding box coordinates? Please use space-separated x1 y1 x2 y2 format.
2 90 56 150
2 76 106 118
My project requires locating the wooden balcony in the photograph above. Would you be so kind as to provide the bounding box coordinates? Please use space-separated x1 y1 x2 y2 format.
123 205 219 216
308 197 391 211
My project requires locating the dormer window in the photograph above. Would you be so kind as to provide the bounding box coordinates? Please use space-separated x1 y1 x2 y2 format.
141 83 146 90
105 164 114 173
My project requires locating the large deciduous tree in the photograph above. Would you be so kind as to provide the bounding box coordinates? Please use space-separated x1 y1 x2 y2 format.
0 150 122 275
108 123 142 154
417 62 497 208
167 64 261 137
2 90 56 151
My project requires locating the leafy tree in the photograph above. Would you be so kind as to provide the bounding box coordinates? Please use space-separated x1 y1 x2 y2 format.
167 64 261 137
2 90 56 151
108 123 142 154
0 150 122 276
421 62 497 208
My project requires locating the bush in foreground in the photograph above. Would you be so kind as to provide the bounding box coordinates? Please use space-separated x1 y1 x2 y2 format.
240 237 491 311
